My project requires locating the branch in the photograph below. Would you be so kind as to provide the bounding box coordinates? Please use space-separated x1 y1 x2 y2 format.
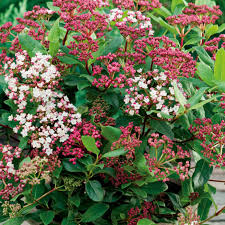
200 205 225 224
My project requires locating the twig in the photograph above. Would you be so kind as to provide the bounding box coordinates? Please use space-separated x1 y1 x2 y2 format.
200 205 225 224
63 30 69 46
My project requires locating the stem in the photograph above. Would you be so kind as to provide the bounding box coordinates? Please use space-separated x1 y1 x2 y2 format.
150 60 153 71
63 30 69 46
180 37 184 49
200 205 225 224
85 61 91 75
173 136 195 144
19 186 63 213
209 179 225 183
0 124 10 129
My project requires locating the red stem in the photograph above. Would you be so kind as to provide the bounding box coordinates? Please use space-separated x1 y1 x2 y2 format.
0 124 10 129
63 30 69 46
85 61 91 75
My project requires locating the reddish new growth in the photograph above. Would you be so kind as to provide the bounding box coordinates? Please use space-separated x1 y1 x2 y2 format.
166 3 222 47
134 36 196 79
103 123 142 186
112 122 142 159
127 202 156 225
58 120 101 164
112 0 161 11
53 0 108 61
0 5 55 52
145 133 191 182
92 51 145 89
204 34 225 60
89 98 115 126
190 118 225 167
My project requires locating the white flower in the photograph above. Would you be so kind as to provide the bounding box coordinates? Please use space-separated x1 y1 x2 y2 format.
45 148 53 156
129 109 135 116
137 68 143 73
8 115 13 121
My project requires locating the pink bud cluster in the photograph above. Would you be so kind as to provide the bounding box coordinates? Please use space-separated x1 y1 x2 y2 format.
102 123 142 186
54 0 108 61
89 98 115 126
112 122 142 159
103 158 142 187
24 5 55 20
177 206 200 225
145 133 191 182
4 51 81 156
92 52 145 89
0 145 25 200
166 3 222 36
127 201 156 225
53 0 109 13
190 118 225 167
0 22 12 43
108 9 154 39
112 0 161 11
134 37 196 79
204 34 225 60
57 120 101 164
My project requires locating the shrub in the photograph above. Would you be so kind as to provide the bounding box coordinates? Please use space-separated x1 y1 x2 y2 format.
0 0 225 224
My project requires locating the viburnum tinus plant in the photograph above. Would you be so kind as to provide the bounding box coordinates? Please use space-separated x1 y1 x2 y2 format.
0 0 225 224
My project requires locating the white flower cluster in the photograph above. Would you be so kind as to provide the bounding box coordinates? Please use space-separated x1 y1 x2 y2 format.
124 69 182 119
5 52 81 156
108 8 154 34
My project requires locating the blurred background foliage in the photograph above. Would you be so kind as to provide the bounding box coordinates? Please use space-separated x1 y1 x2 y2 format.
0 0 224 25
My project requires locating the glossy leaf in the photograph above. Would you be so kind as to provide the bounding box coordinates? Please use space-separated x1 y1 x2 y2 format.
137 219 157 225
40 211 55 225
150 120 174 140
85 180 104 202
192 159 213 189
214 48 225 81
187 87 208 107
81 136 100 155
102 148 127 158
142 181 168 195
18 34 46 57
81 203 109 222
198 198 212 220
101 126 122 142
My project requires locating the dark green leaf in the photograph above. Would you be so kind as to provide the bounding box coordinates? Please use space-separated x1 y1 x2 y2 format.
101 126 122 142
18 34 46 57
102 148 127 158
142 181 168 195
192 159 213 189
85 180 104 202
198 198 212 220
52 165 63 178
18 136 29 150
62 159 86 172
81 203 109 222
70 194 80 207
3 217 24 225
40 211 55 225
150 120 174 140
187 87 208 107
194 46 214 68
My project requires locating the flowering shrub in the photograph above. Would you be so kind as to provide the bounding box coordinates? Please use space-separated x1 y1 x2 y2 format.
0 0 225 224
